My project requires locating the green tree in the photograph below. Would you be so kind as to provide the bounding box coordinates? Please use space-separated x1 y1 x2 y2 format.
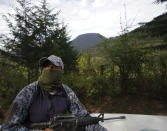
0 58 26 109
76 51 110 103
1 0 77 82
101 35 148 95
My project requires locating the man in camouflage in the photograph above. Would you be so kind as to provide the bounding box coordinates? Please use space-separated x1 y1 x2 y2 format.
1 55 107 131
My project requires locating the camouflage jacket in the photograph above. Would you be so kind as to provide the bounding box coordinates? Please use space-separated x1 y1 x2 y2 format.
1 81 107 131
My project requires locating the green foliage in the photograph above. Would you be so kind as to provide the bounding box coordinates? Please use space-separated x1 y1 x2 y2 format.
133 12 167 42
0 58 26 109
146 13 167 39
99 35 149 94
1 0 77 82
77 52 98 75
63 70 111 104
63 71 87 102
145 54 167 99
64 52 112 104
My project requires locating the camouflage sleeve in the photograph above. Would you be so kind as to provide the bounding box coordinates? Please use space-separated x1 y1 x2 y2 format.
62 84 108 131
85 124 108 131
1 82 42 131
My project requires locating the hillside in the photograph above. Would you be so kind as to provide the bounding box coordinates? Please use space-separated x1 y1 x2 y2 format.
132 12 167 43
72 33 105 51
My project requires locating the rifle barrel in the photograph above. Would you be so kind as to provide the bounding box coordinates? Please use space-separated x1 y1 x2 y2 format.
103 116 126 120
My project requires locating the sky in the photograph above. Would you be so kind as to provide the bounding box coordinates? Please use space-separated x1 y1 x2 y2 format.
0 0 166 40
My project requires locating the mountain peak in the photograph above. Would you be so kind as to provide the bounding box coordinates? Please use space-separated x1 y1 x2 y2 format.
72 33 105 51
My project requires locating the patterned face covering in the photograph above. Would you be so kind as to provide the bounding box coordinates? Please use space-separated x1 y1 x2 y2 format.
38 69 63 92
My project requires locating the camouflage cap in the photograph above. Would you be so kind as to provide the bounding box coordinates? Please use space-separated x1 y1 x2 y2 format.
39 55 64 69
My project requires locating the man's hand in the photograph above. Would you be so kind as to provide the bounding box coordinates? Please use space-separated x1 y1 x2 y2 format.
44 128 54 131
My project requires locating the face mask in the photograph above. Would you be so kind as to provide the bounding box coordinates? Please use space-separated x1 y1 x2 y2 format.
38 69 63 92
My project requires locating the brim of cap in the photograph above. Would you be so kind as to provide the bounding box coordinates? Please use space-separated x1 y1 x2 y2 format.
39 57 50 68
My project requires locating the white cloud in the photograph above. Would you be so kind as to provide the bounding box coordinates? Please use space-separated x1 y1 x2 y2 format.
0 0 14 6
0 0 166 39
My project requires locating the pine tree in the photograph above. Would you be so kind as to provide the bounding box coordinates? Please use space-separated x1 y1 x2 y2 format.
1 0 77 82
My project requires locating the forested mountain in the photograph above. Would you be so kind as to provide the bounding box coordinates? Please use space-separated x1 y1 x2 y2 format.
145 12 167 40
133 12 167 41
72 33 105 51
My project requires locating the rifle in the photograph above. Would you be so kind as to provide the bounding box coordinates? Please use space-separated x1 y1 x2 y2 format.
27 113 126 131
